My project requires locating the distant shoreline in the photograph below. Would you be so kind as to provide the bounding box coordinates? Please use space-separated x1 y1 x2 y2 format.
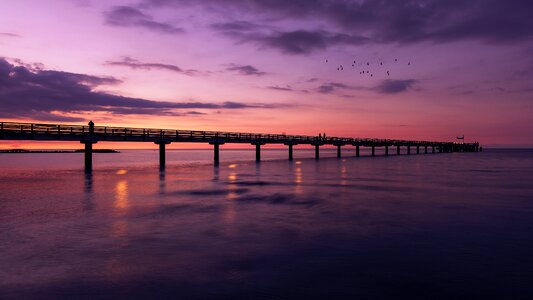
0 149 120 154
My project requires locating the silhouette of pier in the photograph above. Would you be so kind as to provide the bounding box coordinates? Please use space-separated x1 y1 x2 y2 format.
0 121 481 172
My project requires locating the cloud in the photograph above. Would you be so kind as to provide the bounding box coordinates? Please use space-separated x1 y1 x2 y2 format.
210 20 265 32
105 6 184 34
373 79 417 94
225 64 266 76
145 0 533 52
0 58 288 121
105 57 198 75
317 82 352 94
0 32 20 38
267 85 293 91
215 27 369 55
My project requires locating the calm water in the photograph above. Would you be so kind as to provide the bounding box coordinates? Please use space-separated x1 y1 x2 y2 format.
1 149 533 299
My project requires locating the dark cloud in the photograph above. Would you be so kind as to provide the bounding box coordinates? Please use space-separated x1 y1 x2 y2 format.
105 57 198 75
225 64 266 76
105 6 184 34
215 27 368 54
373 79 417 94
0 58 287 121
144 0 533 54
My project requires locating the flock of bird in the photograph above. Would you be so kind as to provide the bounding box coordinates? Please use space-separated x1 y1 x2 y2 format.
325 58 411 78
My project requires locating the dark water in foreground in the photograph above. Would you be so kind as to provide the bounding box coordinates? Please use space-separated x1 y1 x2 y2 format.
1 149 533 299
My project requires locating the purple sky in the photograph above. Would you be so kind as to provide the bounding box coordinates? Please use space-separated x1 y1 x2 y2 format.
0 0 532 146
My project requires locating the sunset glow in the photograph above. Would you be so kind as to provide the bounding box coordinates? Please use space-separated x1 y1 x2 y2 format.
1 1 532 147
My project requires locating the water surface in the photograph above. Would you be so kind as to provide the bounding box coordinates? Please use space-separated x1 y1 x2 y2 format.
1 149 533 299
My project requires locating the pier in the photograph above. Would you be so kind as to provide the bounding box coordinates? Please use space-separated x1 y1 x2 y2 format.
0 121 481 172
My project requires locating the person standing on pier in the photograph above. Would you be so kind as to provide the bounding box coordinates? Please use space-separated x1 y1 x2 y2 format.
88 120 94 134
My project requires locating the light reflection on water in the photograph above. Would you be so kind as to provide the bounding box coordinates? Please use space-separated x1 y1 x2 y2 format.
1 149 533 299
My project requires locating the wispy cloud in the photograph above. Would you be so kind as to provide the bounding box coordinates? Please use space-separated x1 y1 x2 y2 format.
105 56 198 75
225 64 266 76
0 32 20 38
317 82 352 94
267 85 293 91
373 79 417 94
104 6 184 34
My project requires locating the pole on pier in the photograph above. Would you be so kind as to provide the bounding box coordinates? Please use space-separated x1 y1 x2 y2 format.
397 145 400 155
371 145 375 157
337 145 341 158
407 145 411 155
385 145 389 156
356 145 360 157
417 145 420 155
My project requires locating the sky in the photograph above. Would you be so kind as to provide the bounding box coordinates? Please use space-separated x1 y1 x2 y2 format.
0 0 532 148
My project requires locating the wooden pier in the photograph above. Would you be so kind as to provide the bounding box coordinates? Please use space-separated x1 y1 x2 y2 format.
0 121 481 171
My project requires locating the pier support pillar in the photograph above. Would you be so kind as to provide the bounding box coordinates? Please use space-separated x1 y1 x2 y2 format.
209 142 224 165
385 145 389 156
288 144 294 160
371 145 375 156
397 145 401 155
417 146 420 154
407 145 411 155
337 145 341 158
425 145 428 154
81 140 97 172
214 143 220 164
356 145 360 157
315 144 320 159
432 146 435 153
155 141 171 169
285 143 296 161
252 143 265 162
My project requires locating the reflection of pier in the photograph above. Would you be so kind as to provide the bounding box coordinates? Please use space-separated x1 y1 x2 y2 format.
0 121 481 171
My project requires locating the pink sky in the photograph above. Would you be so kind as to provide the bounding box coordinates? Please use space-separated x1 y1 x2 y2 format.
0 0 532 148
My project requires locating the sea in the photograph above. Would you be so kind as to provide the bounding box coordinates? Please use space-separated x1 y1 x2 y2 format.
1 148 532 299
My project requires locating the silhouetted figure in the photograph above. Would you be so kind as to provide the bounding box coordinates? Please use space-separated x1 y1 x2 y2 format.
387 70 390 76
408 62 411 66
395 58 398 61
371 74 373 77
326 59 328 63
367 62 369 66
380 62 383 65
88 120 94 134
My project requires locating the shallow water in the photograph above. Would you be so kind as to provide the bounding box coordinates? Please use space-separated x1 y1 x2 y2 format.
1 149 533 299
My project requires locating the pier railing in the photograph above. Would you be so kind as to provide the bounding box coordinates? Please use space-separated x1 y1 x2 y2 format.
0 121 449 146
0 121 480 171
